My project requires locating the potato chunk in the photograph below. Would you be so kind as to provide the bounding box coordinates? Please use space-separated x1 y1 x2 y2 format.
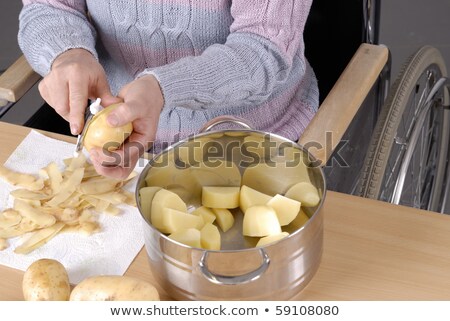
212 208 234 232
256 232 289 247
191 160 241 187
168 228 201 248
202 186 240 209
138 186 162 221
150 188 187 233
162 208 204 233
285 182 321 207
243 205 281 237
200 223 221 250
241 153 311 196
288 209 310 231
239 185 272 213
192 206 216 224
266 194 301 226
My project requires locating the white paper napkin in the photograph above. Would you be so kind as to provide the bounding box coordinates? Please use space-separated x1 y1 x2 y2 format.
0 130 147 284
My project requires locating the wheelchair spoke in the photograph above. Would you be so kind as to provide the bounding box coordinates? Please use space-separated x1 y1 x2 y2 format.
381 66 443 208
358 46 450 213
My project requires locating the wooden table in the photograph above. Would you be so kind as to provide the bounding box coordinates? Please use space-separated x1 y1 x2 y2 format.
1 121 450 300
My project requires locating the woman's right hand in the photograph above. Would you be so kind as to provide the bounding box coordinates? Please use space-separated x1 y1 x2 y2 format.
38 48 120 135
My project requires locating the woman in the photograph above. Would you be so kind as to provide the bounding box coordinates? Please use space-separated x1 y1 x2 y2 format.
18 0 319 179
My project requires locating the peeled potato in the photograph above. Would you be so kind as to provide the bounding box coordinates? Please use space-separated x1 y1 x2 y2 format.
286 209 310 232
168 228 201 248
83 103 133 152
191 160 241 187
200 223 221 250
256 232 289 247
242 153 312 196
22 259 70 301
243 205 281 237
202 186 240 209
242 134 275 159
150 189 187 233
162 208 204 233
239 185 272 213
266 194 301 226
176 137 211 166
285 182 321 207
139 186 162 221
212 208 234 232
144 159 201 203
70 275 159 301
191 206 216 224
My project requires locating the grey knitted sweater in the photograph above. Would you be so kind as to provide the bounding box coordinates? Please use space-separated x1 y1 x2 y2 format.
19 0 319 147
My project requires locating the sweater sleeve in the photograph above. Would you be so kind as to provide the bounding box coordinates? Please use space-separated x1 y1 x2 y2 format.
138 0 312 110
18 0 97 76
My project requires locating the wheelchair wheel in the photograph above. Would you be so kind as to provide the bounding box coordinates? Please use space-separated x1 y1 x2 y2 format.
357 46 450 212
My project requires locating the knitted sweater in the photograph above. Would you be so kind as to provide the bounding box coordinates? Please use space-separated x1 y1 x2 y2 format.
18 0 319 148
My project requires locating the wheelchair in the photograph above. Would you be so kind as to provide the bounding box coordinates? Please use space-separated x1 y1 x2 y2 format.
303 0 450 214
0 1 448 214
356 46 450 214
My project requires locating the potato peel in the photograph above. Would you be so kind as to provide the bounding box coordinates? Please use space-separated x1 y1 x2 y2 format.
14 222 65 255
0 165 44 191
0 238 8 251
0 154 137 254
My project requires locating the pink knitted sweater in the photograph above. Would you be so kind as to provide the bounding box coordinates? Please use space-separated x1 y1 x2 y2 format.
19 0 319 148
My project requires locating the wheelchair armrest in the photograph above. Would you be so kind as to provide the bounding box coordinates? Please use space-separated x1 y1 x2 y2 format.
299 43 389 165
0 55 41 105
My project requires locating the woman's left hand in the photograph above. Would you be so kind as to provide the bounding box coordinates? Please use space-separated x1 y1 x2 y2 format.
89 75 164 179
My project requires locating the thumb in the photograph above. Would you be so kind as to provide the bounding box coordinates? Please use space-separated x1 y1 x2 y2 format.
106 103 136 127
100 93 122 107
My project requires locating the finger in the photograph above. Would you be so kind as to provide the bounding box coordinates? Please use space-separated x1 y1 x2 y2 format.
90 136 145 169
106 102 143 127
126 127 156 152
100 94 122 108
91 161 135 180
68 78 89 135
89 147 139 180
93 74 122 107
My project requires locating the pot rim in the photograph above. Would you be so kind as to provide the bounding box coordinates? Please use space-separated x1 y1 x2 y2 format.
135 128 327 253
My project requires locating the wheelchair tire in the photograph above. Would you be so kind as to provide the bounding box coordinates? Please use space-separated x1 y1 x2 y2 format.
356 45 449 212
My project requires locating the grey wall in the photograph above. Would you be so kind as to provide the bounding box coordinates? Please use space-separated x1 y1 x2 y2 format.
0 1 21 70
0 1 43 125
379 0 450 79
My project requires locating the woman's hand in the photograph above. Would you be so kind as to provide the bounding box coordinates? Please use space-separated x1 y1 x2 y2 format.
38 48 120 135
89 75 164 179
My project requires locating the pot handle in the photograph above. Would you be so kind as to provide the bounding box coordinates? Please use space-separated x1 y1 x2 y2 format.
199 115 253 133
198 249 270 285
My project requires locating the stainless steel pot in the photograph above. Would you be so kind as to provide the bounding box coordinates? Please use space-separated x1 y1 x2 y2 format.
135 116 326 300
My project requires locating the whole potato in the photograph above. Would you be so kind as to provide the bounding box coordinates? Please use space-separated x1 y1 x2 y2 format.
70 275 160 301
83 103 133 152
22 258 70 301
